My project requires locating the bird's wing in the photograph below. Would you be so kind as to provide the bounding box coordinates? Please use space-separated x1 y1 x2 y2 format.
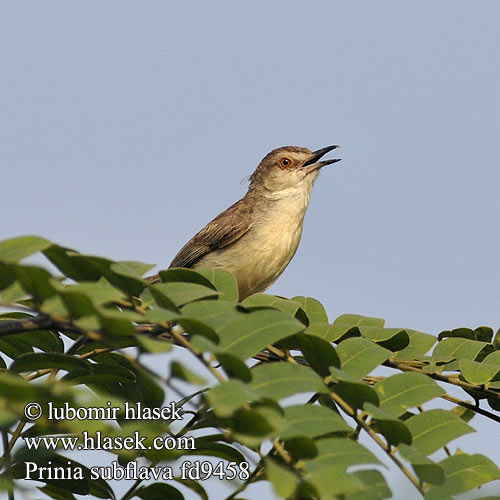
169 198 254 269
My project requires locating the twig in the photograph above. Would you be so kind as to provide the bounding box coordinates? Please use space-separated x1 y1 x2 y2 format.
385 360 500 401
169 328 226 384
329 390 424 496
1 430 14 500
441 393 500 424
223 464 264 500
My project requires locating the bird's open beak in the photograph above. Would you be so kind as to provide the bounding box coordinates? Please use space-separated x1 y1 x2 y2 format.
302 145 341 173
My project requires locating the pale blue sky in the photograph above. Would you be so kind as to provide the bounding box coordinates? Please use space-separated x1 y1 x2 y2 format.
1 2 500 499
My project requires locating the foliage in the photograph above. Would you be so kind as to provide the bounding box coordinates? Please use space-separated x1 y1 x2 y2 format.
0 235 500 500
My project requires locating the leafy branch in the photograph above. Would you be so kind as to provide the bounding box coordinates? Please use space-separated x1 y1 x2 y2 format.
1 235 500 500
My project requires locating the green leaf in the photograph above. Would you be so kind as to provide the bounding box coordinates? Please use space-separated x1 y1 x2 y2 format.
61 280 126 306
89 477 116 500
474 326 494 343
242 293 302 317
0 280 27 303
329 367 380 409
345 470 392 500
158 267 215 287
13 265 57 304
170 361 206 385
38 295 68 317
250 362 326 400
0 235 52 263
0 403 18 429
47 248 146 295
136 483 184 500
433 338 492 371
196 267 239 302
181 300 242 329
232 406 284 438
38 484 78 500
306 437 379 472
142 308 178 324
483 351 500 389
306 469 363 498
92 354 164 406
279 404 350 439
374 372 445 417
0 315 63 353
398 444 444 485
363 403 412 446
451 404 476 423
0 371 39 401
336 337 391 378
482 350 500 366
62 363 136 385
86 256 145 297
328 314 385 342
131 365 165 408
110 260 155 278
43 245 101 281
58 290 96 319
406 409 475 455
265 458 297 498
392 329 437 360
176 318 219 344
284 436 317 460
294 333 340 376
0 333 37 359
137 335 173 353
426 453 500 497
10 352 91 373
188 439 246 463
152 282 219 306
172 478 208 500
291 296 328 323
216 309 304 359
419 355 456 374
215 353 252 382
359 326 409 351
438 327 475 341
459 358 500 385
304 323 336 340
0 262 15 289
207 380 259 417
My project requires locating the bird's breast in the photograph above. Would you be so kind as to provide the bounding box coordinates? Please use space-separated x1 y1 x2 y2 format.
196 189 312 299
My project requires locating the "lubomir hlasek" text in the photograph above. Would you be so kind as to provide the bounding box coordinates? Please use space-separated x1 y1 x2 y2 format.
46 401 183 421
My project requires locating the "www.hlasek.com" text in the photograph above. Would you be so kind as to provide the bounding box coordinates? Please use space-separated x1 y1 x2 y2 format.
24 431 194 451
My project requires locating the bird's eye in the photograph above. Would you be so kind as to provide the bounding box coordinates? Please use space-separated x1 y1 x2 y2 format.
279 157 293 168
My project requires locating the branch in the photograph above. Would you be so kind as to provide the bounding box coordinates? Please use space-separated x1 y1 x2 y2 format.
441 394 500 424
1 430 14 500
364 374 500 426
0 313 55 337
385 360 500 401
329 389 425 496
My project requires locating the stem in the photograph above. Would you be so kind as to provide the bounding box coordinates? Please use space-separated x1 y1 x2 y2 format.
7 422 25 452
385 360 500 401
1 430 14 500
169 328 226 383
441 393 500 424
329 390 424 496
223 464 263 500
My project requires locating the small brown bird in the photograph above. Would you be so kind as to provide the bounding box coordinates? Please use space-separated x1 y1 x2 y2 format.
147 145 340 299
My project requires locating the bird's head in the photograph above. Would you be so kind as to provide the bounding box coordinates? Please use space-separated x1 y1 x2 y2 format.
249 145 341 193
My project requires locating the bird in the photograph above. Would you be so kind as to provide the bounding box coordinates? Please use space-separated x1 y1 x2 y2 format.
146 145 341 300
